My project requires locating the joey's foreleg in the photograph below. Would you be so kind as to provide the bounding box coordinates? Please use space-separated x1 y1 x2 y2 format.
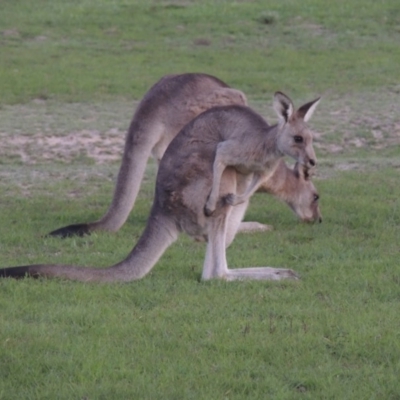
224 197 272 239
205 140 254 216
204 146 228 216
224 172 266 207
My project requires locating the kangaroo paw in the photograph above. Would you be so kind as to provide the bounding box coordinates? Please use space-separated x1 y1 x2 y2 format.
204 205 214 217
204 195 216 216
47 223 92 238
223 193 247 207
223 193 236 206
205 194 235 216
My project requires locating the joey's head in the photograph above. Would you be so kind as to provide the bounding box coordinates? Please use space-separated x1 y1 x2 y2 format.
287 163 322 223
273 92 320 170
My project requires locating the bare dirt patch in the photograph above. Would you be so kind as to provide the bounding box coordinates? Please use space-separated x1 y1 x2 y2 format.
0 92 399 165
0 100 134 164
0 129 125 164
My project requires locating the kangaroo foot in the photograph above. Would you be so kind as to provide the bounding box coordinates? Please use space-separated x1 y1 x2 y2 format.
237 221 273 233
224 267 299 281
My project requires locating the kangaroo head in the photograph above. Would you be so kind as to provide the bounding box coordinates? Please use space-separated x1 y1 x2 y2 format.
273 92 320 169
288 163 322 223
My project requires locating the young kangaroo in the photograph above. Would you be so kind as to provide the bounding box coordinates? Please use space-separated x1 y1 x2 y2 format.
48 73 319 238
1 92 320 282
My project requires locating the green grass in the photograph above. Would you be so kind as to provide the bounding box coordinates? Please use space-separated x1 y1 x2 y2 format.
1 0 400 398
1 166 400 399
1 0 400 104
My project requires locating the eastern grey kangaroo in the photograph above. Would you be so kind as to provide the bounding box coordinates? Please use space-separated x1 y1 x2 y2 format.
1 92 321 281
48 73 320 238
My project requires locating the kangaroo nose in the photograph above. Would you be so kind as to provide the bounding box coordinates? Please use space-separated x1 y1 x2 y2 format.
309 159 316 167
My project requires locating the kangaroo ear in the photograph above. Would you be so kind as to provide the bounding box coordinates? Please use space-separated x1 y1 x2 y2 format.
273 91 294 123
296 97 321 122
294 162 310 180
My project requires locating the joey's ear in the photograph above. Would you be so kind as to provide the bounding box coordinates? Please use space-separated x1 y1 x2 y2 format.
273 91 294 123
296 97 321 122
293 162 310 180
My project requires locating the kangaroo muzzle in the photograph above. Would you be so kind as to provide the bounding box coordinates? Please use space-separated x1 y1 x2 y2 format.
305 145 317 169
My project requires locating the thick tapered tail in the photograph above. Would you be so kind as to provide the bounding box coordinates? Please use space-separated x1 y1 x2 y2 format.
48 122 160 238
2 212 179 282
93 134 155 233
1 266 42 279
48 223 92 238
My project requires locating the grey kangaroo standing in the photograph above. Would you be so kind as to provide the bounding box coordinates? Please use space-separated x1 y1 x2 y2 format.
1 92 321 282
48 73 320 238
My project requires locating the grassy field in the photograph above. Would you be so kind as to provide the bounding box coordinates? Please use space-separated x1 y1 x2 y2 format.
1 0 400 399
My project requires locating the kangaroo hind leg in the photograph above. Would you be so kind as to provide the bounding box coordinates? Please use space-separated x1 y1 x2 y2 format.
201 210 230 280
202 205 298 281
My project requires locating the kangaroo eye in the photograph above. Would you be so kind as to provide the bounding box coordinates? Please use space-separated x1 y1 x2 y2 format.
313 194 319 202
294 135 303 143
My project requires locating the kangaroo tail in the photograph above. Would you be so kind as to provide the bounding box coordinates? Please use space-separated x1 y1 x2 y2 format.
2 213 179 282
92 127 158 233
48 121 161 238
48 223 92 238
